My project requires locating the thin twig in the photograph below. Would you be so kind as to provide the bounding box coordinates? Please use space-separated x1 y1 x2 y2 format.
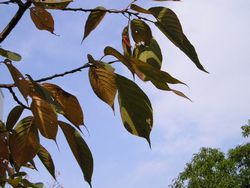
7 87 30 109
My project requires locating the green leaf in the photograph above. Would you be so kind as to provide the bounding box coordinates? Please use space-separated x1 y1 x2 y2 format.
133 38 162 69
89 63 117 110
130 19 152 46
116 74 153 145
149 7 208 73
0 48 22 61
30 7 55 34
83 6 106 41
6 105 24 131
130 4 151 14
37 145 55 179
9 116 40 166
33 0 72 10
122 26 132 57
31 96 58 140
42 83 84 127
59 121 93 186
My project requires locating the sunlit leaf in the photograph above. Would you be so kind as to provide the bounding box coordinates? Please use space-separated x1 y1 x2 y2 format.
9 116 40 166
149 7 208 73
37 145 55 178
4 61 29 101
33 0 72 9
59 121 93 186
130 19 152 46
82 6 106 41
30 7 54 34
0 48 22 61
130 4 151 14
6 105 24 131
31 96 58 140
133 38 162 69
116 74 153 145
7 177 22 187
89 63 117 110
122 26 132 57
42 83 84 126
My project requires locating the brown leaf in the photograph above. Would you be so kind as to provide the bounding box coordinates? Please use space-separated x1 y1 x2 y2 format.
42 83 84 126
31 96 58 140
30 7 54 34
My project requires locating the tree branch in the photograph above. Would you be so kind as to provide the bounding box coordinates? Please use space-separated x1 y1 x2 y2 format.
7 87 30 109
0 0 32 43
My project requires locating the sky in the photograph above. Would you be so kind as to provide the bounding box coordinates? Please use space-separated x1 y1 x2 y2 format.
1 0 250 187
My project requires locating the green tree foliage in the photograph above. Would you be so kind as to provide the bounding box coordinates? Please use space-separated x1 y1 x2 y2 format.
0 0 207 187
170 125 250 188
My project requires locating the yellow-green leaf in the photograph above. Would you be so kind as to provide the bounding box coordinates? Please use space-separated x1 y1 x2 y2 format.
37 145 55 179
130 19 152 46
122 26 132 57
9 116 40 166
42 83 84 126
4 61 29 101
0 48 22 61
149 7 208 73
82 6 106 41
130 4 151 14
89 64 117 110
33 0 72 10
133 38 162 69
116 74 153 145
59 121 93 187
6 105 24 131
31 96 58 140
30 7 54 34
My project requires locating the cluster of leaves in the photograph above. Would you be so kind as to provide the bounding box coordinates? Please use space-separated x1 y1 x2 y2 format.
0 0 208 187
170 126 250 188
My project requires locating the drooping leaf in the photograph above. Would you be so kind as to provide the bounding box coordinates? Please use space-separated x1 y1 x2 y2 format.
133 38 162 69
82 6 106 41
9 116 40 166
130 4 151 14
89 63 117 110
6 105 24 131
116 74 153 145
149 7 208 73
4 61 29 101
130 19 152 46
33 0 72 10
122 26 132 57
31 96 58 140
0 48 22 61
21 179 44 188
30 7 55 34
59 121 93 186
104 46 134 75
37 145 55 179
42 83 84 126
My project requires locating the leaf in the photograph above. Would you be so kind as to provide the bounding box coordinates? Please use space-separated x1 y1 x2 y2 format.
59 121 93 186
104 46 134 74
33 0 72 10
89 64 117 110
0 48 22 61
4 61 29 101
130 4 151 14
30 7 54 34
9 116 40 166
133 38 162 69
116 74 153 145
31 96 58 140
37 145 55 179
6 105 24 131
42 83 84 126
83 6 106 41
149 7 208 73
130 19 152 46
122 26 132 57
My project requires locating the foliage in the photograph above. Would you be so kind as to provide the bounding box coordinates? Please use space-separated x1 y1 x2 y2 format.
170 127 250 188
241 120 250 138
0 0 207 187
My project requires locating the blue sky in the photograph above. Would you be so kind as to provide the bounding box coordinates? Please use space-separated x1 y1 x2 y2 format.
1 0 250 187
